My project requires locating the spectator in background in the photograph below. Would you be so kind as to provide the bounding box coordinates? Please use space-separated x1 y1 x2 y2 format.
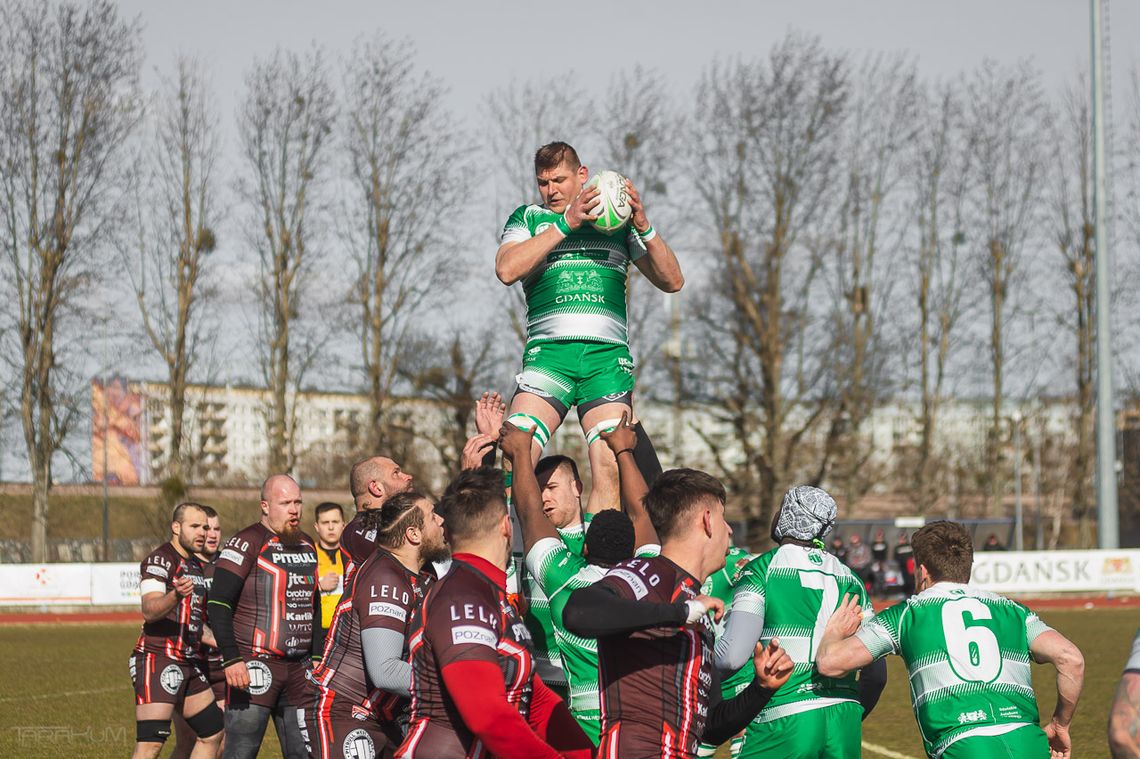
314 502 347 638
846 534 873 590
870 529 890 596
828 535 848 564
982 533 1007 552
894 532 915 597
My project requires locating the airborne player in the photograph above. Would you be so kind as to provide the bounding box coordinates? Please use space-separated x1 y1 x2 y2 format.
130 502 224 758
495 141 679 514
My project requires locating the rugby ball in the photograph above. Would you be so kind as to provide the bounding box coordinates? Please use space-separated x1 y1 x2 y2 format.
587 170 632 234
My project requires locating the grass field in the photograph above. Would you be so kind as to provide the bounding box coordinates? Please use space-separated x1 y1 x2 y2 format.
0 606 1131 758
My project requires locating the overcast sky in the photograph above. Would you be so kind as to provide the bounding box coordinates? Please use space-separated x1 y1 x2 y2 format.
120 0 1138 118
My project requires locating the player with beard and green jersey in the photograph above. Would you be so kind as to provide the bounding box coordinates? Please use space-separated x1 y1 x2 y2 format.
817 520 1085 759
495 141 679 520
713 487 885 758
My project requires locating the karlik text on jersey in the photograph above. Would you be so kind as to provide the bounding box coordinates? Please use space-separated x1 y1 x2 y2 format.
216 523 319 659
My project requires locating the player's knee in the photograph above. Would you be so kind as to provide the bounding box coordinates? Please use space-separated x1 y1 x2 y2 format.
186 701 224 739
585 417 624 448
136 718 172 744
505 413 551 450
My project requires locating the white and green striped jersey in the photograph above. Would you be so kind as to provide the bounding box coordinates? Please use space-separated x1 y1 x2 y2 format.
856 582 1051 758
500 205 644 346
723 544 870 722
702 544 755 641
523 522 587 687
525 535 659 744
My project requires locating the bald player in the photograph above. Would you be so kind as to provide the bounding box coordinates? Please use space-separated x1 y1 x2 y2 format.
207 475 319 759
341 456 415 579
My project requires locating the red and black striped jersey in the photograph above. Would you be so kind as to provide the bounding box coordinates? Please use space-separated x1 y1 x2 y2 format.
215 523 318 659
594 555 715 759
339 510 378 583
134 542 208 662
399 555 534 758
312 547 429 721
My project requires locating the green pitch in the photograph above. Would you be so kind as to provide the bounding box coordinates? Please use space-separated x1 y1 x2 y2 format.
0 607 1131 758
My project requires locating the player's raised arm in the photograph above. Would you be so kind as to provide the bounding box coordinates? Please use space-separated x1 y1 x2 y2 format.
1030 628 1085 758
626 178 683 293
500 422 558 554
495 183 600 285
599 411 658 548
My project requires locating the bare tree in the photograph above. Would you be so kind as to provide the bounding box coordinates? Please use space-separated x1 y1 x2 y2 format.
689 34 848 540
402 325 506 472
123 57 221 486
595 66 681 401
816 54 919 502
340 35 467 454
1049 73 1097 546
237 48 336 473
0 0 143 561
907 81 975 513
965 60 1046 515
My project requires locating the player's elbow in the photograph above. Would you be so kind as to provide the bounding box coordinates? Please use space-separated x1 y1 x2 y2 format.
495 262 518 286
661 272 684 293
1055 640 1085 680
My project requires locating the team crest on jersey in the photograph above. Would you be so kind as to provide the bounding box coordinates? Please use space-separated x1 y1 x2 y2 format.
342 728 376 759
808 552 823 566
160 664 184 695
246 660 273 696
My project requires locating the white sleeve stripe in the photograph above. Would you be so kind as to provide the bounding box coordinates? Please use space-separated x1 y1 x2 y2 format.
524 538 563 579
500 229 531 244
140 578 167 596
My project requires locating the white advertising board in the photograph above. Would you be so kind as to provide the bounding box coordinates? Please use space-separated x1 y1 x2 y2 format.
0 563 94 605
970 549 1140 594
90 563 141 605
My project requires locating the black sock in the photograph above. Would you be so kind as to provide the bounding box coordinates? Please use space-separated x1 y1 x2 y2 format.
632 421 663 488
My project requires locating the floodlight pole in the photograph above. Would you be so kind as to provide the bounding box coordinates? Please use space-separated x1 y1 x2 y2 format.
1092 0 1119 548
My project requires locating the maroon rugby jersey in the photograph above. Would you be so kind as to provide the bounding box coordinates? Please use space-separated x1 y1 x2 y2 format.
594 555 714 759
215 523 318 659
200 556 222 665
133 542 208 661
398 554 534 758
339 510 378 581
312 547 428 722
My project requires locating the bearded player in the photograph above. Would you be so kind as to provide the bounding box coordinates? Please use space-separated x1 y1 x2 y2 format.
130 502 224 758
207 475 319 759
817 520 1085 759
304 491 449 758
495 141 679 514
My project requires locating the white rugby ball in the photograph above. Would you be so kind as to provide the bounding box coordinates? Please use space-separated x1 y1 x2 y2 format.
587 170 632 234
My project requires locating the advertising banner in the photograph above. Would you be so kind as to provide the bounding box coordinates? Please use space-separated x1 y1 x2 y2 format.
970 550 1140 594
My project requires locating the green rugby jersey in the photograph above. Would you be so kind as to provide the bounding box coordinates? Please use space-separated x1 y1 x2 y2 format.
723 544 869 721
500 205 644 346
523 522 587 687
702 544 755 641
856 582 1051 758
525 534 659 744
